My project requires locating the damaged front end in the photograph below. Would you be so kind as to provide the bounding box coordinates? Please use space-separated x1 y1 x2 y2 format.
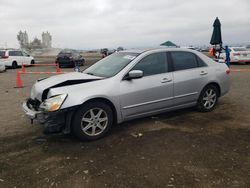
22 97 77 134
22 98 42 121
22 72 103 134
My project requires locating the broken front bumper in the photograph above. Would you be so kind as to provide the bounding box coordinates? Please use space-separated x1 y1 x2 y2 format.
22 100 42 120
22 99 76 134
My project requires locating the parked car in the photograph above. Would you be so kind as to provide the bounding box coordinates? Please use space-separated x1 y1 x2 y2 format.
117 46 124 51
100 48 116 58
22 48 230 141
220 47 250 63
55 51 85 68
0 49 34 69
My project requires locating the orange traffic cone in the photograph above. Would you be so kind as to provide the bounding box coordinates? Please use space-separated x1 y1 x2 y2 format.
21 64 25 72
15 71 23 88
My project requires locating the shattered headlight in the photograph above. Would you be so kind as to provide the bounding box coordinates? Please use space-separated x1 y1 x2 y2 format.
40 94 67 112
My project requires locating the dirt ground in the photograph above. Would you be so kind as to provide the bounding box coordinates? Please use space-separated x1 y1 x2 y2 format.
0 55 250 188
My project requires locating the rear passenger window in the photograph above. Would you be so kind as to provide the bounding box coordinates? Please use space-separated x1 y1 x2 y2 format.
132 52 168 76
196 56 207 67
171 52 198 71
9 51 15 56
9 51 23 56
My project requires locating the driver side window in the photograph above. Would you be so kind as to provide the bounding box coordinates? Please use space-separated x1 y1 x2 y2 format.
132 52 168 76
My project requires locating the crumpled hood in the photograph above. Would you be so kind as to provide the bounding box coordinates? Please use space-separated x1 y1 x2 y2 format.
30 72 102 101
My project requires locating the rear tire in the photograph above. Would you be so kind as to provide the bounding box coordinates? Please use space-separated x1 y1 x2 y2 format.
197 85 219 112
72 101 113 141
12 61 18 69
31 60 35 65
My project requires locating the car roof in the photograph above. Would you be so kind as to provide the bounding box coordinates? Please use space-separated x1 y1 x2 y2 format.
230 47 247 49
122 47 216 67
123 47 197 54
0 48 20 51
59 51 74 53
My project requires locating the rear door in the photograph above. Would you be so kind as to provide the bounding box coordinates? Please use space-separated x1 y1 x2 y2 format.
170 51 209 106
9 51 21 65
119 52 174 119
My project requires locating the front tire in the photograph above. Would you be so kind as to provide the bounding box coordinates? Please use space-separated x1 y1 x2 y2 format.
197 85 219 112
72 101 113 141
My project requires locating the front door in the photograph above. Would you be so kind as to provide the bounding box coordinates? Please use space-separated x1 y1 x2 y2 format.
119 52 174 120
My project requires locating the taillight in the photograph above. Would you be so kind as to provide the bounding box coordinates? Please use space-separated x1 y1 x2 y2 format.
226 69 230 74
1 55 9 59
233 53 240 56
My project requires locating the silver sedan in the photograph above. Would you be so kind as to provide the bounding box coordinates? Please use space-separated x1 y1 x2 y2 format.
22 48 230 141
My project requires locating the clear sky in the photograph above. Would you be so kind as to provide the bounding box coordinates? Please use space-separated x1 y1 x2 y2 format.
0 0 249 49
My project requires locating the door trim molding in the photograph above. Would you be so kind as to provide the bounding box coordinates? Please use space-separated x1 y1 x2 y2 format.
122 92 198 110
123 96 174 109
174 92 198 99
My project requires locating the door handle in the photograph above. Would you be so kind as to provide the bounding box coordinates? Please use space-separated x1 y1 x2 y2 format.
161 78 172 83
200 71 208 75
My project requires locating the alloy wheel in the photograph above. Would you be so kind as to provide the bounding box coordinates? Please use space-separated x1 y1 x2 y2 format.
81 108 108 136
202 89 217 110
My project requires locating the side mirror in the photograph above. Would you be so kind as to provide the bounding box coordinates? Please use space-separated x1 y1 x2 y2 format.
125 70 143 80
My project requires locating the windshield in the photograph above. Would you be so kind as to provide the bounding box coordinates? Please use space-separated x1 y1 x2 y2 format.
83 52 139 77
58 52 72 57
233 47 247 52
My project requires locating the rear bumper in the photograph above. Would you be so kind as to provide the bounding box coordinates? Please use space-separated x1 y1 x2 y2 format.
231 57 250 63
236 60 250 63
56 59 76 67
0 65 5 72
56 59 84 67
219 75 230 97
22 99 76 134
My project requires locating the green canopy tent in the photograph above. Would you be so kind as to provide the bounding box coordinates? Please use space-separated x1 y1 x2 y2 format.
210 17 223 58
210 17 222 46
160 41 178 47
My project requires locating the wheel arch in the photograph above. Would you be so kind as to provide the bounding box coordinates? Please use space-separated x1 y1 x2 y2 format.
12 60 18 68
202 82 221 97
78 97 118 124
